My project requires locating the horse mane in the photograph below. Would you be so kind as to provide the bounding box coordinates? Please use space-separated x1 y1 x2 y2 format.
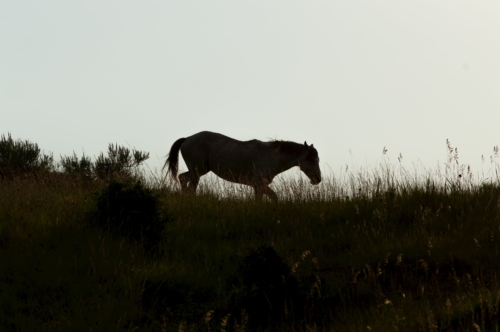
268 140 305 155
268 140 318 159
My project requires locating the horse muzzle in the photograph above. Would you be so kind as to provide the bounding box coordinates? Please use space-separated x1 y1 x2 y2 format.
310 178 321 185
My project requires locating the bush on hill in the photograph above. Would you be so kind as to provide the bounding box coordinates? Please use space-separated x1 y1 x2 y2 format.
0 133 150 182
87 180 167 255
0 133 54 179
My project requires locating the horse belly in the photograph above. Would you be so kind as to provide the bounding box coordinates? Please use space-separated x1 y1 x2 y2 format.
209 161 255 185
210 156 278 186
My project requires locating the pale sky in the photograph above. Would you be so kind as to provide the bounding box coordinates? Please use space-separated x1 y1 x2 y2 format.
2 1 500 181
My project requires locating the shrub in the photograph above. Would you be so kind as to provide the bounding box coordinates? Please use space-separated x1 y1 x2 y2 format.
94 144 149 180
141 278 215 325
59 144 149 181
0 133 54 178
227 245 301 329
88 181 167 254
59 152 93 181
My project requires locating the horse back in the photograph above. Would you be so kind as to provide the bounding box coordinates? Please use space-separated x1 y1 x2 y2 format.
182 131 276 183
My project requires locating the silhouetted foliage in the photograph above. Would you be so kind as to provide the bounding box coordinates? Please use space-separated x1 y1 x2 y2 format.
88 181 167 254
227 245 301 329
141 278 215 325
59 143 149 181
94 143 149 180
60 152 93 181
0 133 54 178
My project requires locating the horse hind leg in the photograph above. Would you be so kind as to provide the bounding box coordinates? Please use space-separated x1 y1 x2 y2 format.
178 172 190 190
178 171 201 194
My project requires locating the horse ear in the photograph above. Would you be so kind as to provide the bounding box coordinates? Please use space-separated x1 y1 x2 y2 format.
304 141 308 147
311 144 314 148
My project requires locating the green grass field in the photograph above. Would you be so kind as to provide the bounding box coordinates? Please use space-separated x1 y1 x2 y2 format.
1 157 500 331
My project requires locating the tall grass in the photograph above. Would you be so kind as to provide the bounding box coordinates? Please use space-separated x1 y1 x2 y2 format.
1 145 500 331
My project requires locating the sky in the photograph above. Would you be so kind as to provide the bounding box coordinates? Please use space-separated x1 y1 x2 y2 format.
2 1 500 182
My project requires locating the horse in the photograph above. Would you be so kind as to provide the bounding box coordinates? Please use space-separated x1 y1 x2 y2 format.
164 131 321 201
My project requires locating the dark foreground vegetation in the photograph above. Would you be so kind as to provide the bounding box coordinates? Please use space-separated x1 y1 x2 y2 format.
1 134 500 331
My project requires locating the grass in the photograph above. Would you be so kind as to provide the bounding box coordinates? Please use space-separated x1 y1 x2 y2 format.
1 153 500 331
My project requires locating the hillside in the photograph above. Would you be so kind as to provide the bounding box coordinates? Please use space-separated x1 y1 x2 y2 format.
1 162 500 331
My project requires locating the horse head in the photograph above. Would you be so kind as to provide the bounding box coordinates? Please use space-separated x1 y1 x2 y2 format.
299 142 321 185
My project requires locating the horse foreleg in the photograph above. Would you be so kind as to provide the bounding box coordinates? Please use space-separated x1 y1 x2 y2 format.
253 185 278 202
254 187 264 201
263 186 278 202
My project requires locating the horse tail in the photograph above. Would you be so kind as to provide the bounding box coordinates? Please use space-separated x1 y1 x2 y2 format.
164 138 187 183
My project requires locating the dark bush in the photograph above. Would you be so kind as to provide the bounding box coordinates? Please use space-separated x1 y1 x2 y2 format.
141 278 215 326
227 245 301 329
0 133 54 178
94 143 149 180
59 144 149 181
89 181 167 254
60 152 93 181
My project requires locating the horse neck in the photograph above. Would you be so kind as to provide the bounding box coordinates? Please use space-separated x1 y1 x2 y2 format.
275 142 304 172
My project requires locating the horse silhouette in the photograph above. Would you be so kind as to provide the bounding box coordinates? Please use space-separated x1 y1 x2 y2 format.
165 131 321 201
